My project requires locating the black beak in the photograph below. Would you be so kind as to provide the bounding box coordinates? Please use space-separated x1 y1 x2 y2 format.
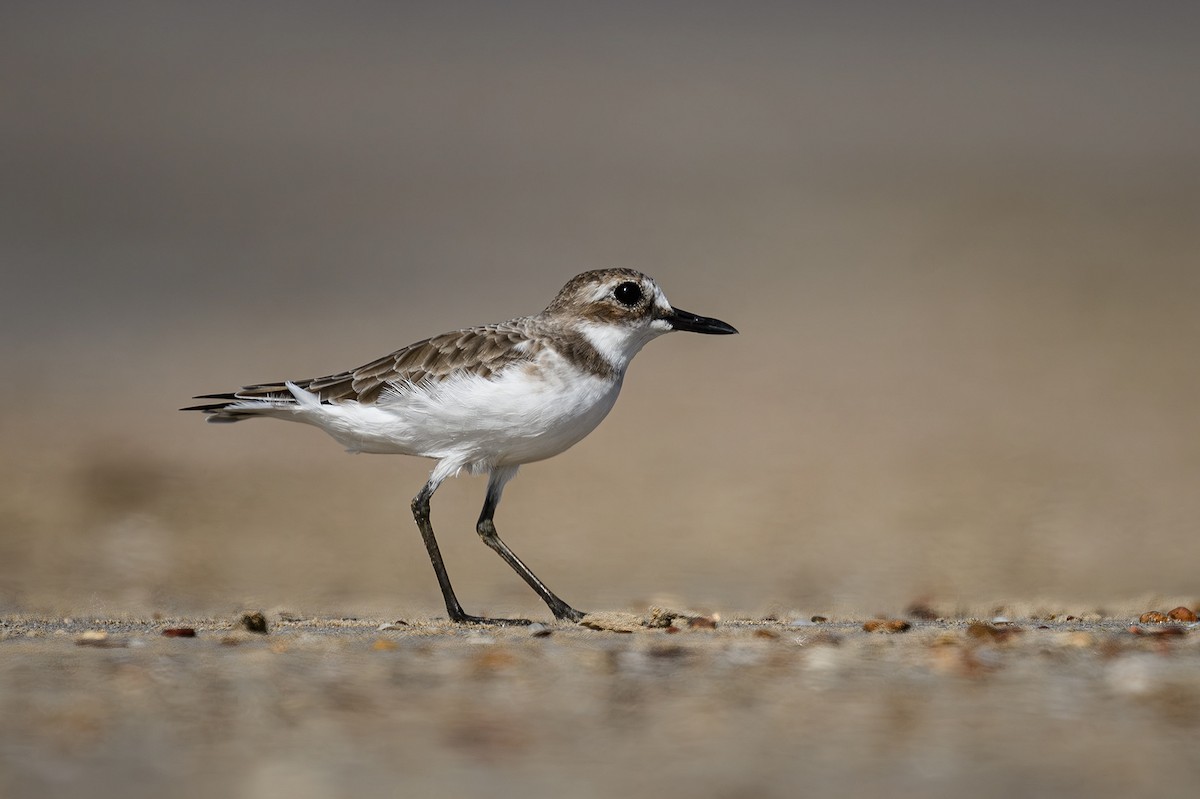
663 307 739 335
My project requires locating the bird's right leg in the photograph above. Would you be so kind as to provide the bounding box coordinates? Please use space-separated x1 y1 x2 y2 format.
410 479 531 625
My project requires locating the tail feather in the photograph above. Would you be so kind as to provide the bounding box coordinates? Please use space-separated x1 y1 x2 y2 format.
183 378 336 423
180 402 236 412
181 404 278 422
181 387 301 423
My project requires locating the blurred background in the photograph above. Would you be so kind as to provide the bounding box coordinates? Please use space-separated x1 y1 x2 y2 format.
3 1 1198 619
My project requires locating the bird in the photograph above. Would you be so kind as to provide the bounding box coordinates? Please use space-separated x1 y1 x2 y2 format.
184 268 737 624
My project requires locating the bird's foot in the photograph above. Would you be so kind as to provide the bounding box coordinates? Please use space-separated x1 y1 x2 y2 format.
551 605 587 623
449 613 534 626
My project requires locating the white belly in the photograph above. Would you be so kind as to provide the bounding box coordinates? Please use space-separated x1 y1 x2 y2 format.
287 360 624 471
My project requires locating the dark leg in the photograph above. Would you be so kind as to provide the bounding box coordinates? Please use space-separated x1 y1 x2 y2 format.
411 480 531 625
476 468 586 622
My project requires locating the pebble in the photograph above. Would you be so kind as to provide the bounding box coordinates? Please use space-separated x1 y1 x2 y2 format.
906 603 940 620
1167 606 1197 622
75 630 127 648
967 622 1023 643
863 619 911 633
162 628 196 638
240 612 269 634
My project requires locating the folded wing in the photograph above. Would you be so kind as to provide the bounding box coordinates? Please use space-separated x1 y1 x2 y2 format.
183 321 543 421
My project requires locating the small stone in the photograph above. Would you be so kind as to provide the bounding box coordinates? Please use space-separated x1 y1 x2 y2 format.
810 615 828 623
1139 611 1169 623
76 630 127 648
240 612 269 634
377 622 407 631
686 615 719 630
967 622 1022 642
806 631 842 647
161 627 196 638
906 602 940 620
863 619 910 633
1167 606 1197 622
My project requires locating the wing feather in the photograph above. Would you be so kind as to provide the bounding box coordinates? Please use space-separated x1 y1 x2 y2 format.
201 321 543 410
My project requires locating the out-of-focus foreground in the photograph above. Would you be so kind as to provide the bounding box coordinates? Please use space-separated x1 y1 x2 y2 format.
1 4 1198 797
0 614 1197 799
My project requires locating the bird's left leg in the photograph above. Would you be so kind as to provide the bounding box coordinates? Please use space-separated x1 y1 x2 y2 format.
411 474 530 626
476 466 586 623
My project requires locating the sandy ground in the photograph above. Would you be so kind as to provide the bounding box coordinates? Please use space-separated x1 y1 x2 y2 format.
3 609 1199 799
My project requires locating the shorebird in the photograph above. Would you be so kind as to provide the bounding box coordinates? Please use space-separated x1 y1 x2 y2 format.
184 269 737 623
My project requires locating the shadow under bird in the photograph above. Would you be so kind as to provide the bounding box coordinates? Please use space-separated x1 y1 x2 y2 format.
184 269 737 624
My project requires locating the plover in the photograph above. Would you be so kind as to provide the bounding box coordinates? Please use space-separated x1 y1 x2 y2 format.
184 269 737 624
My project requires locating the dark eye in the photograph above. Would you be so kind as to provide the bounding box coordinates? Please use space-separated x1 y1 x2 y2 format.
613 281 643 306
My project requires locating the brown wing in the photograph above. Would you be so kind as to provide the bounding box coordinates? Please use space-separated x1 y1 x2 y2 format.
196 321 544 408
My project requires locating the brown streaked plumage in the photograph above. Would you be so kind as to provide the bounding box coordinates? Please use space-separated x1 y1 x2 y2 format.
189 321 565 415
